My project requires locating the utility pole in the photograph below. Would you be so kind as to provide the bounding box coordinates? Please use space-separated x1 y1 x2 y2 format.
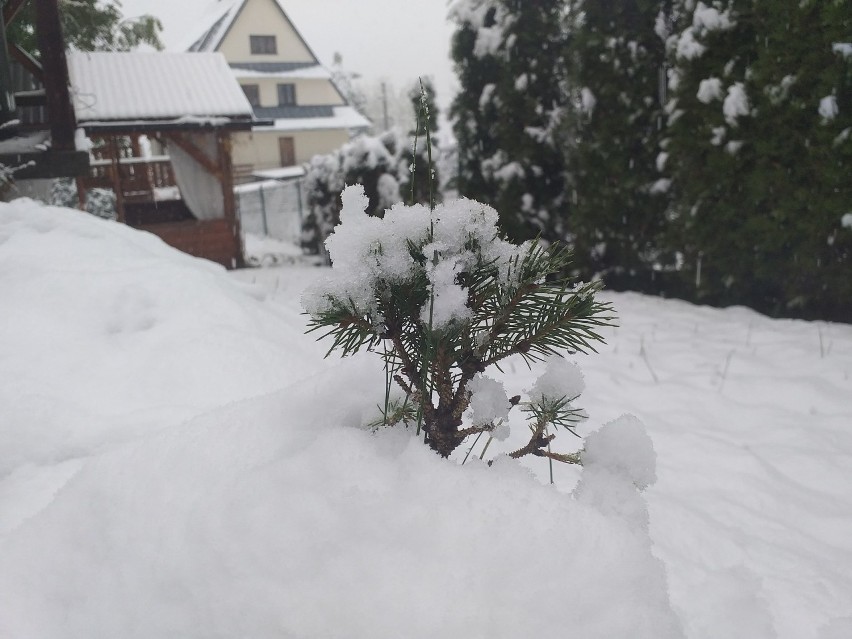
381 81 389 131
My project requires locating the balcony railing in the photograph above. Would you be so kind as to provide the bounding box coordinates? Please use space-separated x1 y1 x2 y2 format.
79 155 177 203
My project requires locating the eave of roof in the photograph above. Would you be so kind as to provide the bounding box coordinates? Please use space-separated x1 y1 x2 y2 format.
251 105 370 133
79 117 257 135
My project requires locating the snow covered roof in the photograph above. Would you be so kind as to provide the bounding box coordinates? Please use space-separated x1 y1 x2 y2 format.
253 105 370 133
67 52 255 130
251 166 306 180
230 62 332 80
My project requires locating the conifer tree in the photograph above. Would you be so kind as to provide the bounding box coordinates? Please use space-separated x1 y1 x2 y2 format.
563 0 674 292
665 0 852 320
449 1 502 206
450 0 569 242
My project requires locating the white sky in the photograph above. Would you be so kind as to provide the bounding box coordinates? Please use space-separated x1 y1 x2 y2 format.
120 0 458 115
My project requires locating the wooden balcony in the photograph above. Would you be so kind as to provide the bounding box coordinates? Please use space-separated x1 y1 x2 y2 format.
80 155 177 204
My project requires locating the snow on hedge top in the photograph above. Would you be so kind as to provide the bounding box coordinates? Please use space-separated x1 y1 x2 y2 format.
302 185 528 331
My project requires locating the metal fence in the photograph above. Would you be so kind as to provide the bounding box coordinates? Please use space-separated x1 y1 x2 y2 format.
235 178 306 245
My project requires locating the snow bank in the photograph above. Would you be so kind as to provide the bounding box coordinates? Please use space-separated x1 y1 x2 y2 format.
0 200 682 638
0 199 318 476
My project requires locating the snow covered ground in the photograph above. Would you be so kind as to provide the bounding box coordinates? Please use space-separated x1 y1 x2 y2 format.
1 199 851 638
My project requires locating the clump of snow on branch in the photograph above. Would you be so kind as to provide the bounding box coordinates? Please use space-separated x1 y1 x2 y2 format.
302 184 528 332
575 415 658 529
527 356 585 404
819 95 839 122
581 87 597 115
676 29 706 60
765 74 797 105
697 77 723 103
582 415 657 490
723 83 750 126
448 0 513 60
675 2 735 62
692 2 734 33
466 375 510 438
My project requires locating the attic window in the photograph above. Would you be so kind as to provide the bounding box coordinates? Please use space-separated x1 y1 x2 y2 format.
250 35 277 55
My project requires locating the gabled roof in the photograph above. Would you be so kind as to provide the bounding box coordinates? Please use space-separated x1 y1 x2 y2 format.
67 52 255 131
187 0 321 65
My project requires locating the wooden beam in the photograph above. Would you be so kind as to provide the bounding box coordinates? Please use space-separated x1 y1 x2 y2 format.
75 176 87 210
217 131 244 268
5 149 89 179
3 0 28 25
10 44 43 82
109 136 126 223
13 88 45 107
34 0 76 151
165 132 222 180
0 8 17 125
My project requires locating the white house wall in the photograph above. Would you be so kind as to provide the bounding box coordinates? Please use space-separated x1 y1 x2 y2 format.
232 129 349 171
218 0 314 64
241 77 343 108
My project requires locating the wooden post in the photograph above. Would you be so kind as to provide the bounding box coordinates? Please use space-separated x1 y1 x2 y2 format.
217 131 243 268
34 0 77 151
75 176 86 210
109 136 126 223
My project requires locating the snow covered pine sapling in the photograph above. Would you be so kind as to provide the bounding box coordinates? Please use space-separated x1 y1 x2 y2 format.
303 185 615 462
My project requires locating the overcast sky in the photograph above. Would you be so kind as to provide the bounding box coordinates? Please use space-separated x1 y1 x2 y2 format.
121 0 458 115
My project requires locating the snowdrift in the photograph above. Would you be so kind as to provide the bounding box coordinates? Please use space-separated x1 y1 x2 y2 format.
0 200 683 638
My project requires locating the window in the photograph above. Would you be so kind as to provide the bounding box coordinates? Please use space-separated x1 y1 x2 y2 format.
279 137 295 166
241 84 260 107
277 83 296 106
249 35 276 55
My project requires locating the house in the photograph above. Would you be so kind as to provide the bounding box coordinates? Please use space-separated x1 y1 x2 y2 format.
182 0 370 182
67 51 257 268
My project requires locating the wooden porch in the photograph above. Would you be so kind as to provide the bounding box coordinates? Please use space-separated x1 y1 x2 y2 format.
76 131 245 269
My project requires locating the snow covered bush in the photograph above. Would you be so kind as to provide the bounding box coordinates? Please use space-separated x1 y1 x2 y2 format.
300 131 402 256
302 81 443 257
0 163 14 197
303 184 613 460
50 178 117 221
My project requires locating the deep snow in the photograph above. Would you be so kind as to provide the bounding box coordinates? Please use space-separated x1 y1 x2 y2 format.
1 199 851 638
